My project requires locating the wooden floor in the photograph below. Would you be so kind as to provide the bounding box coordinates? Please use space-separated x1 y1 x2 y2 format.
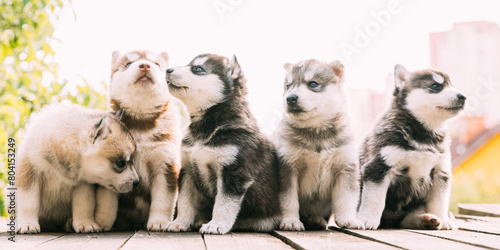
1 214 500 249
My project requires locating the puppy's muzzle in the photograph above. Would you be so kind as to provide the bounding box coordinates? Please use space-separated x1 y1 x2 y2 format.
117 178 138 193
286 94 305 114
453 93 467 109
441 93 467 112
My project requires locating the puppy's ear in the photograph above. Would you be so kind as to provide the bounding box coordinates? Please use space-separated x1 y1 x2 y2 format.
113 108 124 121
112 51 121 65
228 54 242 80
159 52 169 68
394 64 409 90
283 63 293 71
90 116 110 144
329 60 345 83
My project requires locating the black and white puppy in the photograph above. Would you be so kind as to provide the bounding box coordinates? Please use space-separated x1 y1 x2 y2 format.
357 65 466 230
275 59 364 231
165 54 281 234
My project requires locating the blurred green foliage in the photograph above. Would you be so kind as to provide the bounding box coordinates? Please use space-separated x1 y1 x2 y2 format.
1 0 107 215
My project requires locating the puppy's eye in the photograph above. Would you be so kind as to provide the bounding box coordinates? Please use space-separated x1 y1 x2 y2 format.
154 62 160 67
115 160 126 168
430 83 443 92
191 66 205 74
125 62 132 68
308 81 319 88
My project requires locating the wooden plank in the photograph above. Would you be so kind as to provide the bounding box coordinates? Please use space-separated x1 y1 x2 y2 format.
0 217 497 250
204 232 292 250
35 231 134 249
273 230 399 250
458 204 500 217
0 232 67 248
409 229 500 249
121 230 205 250
456 214 500 224
455 215 500 235
328 227 482 250
456 214 500 223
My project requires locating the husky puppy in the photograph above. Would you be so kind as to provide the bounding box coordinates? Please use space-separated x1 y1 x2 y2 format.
275 59 364 231
165 54 281 234
357 65 466 230
101 50 182 231
17 103 137 234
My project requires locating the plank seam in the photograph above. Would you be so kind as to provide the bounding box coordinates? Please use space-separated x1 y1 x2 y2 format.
455 215 489 222
409 230 498 250
458 227 500 236
328 227 407 250
269 231 307 250
201 233 208 250
117 231 137 249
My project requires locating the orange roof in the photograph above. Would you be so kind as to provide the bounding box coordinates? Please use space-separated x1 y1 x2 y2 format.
453 123 500 169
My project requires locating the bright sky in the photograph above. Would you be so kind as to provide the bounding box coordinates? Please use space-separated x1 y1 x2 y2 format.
51 0 500 133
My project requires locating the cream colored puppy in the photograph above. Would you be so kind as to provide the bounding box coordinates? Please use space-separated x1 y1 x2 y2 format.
99 50 182 231
17 103 137 234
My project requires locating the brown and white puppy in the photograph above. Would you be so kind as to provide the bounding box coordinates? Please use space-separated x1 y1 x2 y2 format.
98 50 182 231
17 103 137 234
357 65 466 230
275 59 364 231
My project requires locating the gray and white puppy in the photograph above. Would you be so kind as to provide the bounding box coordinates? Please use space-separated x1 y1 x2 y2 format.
17 103 137 234
275 59 364 231
165 54 281 234
357 65 466 230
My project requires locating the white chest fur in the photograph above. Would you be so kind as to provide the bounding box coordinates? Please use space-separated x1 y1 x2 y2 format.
184 143 239 194
380 145 449 181
288 145 354 198
188 143 239 169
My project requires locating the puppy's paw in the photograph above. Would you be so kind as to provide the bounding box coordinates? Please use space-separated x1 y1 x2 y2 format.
437 218 456 230
17 222 41 234
336 217 365 230
419 213 440 230
166 220 192 232
147 219 171 232
199 221 232 234
95 213 115 232
359 217 380 230
279 218 305 231
73 221 100 233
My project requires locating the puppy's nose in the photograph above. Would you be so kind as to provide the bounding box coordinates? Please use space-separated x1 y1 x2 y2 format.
166 68 174 74
457 94 466 102
287 94 298 105
139 64 151 72
133 180 139 188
